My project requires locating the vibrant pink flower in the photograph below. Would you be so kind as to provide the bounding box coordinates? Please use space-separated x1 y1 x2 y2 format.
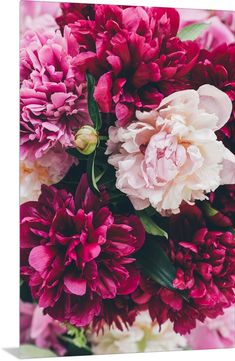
106 85 235 215
20 300 66 356
186 305 235 349
70 5 199 126
20 175 145 328
132 204 235 335
20 27 90 161
190 44 235 154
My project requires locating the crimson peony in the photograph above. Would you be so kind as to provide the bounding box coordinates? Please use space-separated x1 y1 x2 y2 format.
20 175 145 328
70 5 199 126
132 204 235 335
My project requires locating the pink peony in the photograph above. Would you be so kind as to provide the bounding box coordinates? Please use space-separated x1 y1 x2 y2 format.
20 0 61 34
20 27 90 161
178 9 235 50
216 10 235 34
186 306 235 349
70 5 199 126
56 2 95 29
106 85 235 215
20 300 66 356
132 204 235 335
20 175 145 328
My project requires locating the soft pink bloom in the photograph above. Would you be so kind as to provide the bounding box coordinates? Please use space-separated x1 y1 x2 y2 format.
187 306 235 349
178 9 235 50
20 175 145 328
20 146 75 203
216 10 235 34
20 300 66 356
20 27 90 160
106 85 235 215
20 0 61 33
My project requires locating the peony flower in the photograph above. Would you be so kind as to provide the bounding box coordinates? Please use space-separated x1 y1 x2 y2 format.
20 146 75 203
216 10 235 34
20 175 145 328
20 300 66 356
56 2 95 29
70 5 199 126
88 311 186 354
178 9 235 50
132 204 235 335
20 27 90 161
20 0 61 34
186 305 235 349
106 85 235 215
190 44 235 154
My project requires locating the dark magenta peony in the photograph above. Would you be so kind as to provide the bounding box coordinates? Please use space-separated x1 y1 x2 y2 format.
70 5 199 125
20 175 145 327
56 3 95 29
190 43 235 154
132 204 235 335
209 185 235 226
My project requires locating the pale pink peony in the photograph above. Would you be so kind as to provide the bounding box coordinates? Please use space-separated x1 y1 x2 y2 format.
106 85 235 215
20 146 75 203
186 306 235 349
20 0 61 34
20 300 66 356
216 10 235 34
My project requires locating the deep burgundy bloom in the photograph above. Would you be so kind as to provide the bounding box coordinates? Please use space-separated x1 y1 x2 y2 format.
70 5 199 125
190 43 235 154
132 204 235 335
56 3 95 29
20 175 145 327
209 185 235 226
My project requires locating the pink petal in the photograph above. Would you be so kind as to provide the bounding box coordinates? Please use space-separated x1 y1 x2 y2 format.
64 273 87 295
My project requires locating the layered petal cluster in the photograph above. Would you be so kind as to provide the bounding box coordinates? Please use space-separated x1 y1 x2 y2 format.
20 175 145 328
70 5 199 125
132 204 235 335
190 44 235 154
20 27 90 161
20 146 75 203
106 85 235 215
20 300 66 356
88 311 186 354
186 305 235 349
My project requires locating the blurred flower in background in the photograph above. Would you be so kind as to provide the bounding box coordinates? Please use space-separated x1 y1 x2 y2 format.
186 306 235 349
88 311 187 354
20 0 61 34
20 147 75 203
20 300 66 356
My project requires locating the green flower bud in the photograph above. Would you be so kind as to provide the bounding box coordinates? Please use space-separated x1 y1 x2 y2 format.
74 126 98 155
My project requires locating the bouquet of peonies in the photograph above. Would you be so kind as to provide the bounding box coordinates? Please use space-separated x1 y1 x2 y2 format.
20 1 235 357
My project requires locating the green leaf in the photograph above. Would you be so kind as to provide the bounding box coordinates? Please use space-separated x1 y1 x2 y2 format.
178 22 210 41
87 150 100 195
62 325 89 350
137 210 168 238
201 201 218 217
86 73 102 130
66 147 89 160
136 237 188 301
20 344 57 358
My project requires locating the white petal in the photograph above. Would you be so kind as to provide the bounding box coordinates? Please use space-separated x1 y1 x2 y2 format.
198 84 232 130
